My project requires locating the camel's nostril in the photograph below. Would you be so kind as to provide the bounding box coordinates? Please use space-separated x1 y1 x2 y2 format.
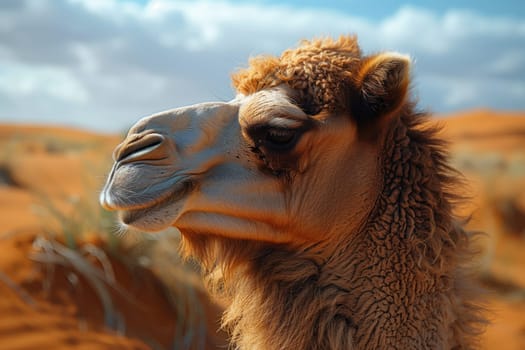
115 133 166 163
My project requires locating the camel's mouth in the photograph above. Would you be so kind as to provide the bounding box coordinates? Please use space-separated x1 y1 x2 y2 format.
110 179 194 232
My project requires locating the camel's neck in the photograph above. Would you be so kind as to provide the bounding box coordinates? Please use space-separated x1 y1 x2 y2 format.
204 114 483 350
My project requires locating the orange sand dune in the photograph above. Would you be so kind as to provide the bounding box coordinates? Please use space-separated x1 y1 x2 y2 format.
440 109 525 134
439 109 525 153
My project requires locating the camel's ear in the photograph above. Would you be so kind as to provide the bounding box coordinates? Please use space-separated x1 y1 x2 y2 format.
349 52 411 126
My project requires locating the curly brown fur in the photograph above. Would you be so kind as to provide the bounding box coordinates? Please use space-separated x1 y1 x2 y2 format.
232 36 361 115
182 37 486 349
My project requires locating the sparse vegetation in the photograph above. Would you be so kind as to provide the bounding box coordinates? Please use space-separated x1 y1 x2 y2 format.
0 163 19 187
33 191 117 249
30 235 128 331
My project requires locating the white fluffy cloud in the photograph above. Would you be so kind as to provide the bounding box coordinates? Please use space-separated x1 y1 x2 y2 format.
0 0 523 131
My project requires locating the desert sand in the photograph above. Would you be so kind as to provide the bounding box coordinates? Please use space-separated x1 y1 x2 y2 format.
0 110 524 349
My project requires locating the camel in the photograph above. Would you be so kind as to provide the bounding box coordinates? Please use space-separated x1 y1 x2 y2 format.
100 36 485 349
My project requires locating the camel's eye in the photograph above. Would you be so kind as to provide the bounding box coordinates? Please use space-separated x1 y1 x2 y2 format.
263 128 298 151
257 128 300 152
247 123 306 154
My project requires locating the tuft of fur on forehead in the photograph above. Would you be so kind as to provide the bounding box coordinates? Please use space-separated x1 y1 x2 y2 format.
231 36 362 114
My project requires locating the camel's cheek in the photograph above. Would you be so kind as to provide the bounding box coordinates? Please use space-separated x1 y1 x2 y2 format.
285 129 380 242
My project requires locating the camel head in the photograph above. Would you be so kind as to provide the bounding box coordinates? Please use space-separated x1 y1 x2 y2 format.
100 36 411 245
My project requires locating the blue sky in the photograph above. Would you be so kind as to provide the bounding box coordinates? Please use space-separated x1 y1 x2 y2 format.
0 0 523 132
235 0 525 19
127 0 525 19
